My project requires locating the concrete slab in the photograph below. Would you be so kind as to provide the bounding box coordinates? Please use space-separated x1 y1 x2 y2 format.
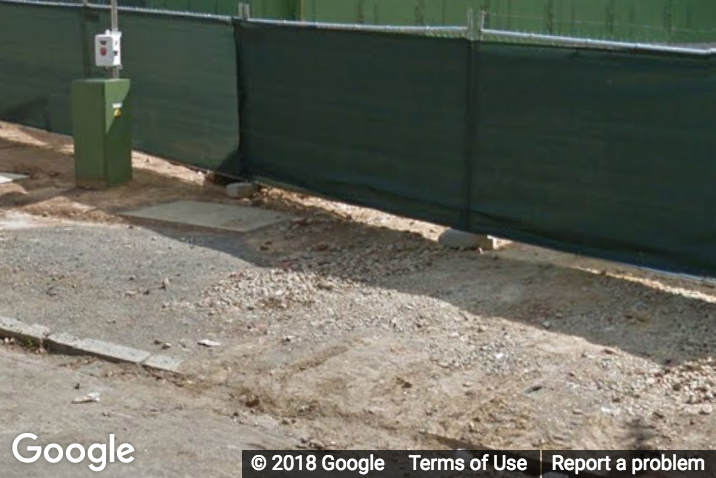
122 200 291 233
0 172 29 184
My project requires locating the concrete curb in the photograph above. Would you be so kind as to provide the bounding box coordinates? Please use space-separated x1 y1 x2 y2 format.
0 316 184 374
0 316 50 345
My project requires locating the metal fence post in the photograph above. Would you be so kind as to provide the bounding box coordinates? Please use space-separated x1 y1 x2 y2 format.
461 7 479 231
478 9 486 42
237 2 250 20
466 7 475 41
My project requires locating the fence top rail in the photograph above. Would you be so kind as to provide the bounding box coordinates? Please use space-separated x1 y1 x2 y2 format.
4 0 716 54
0 0 83 9
0 0 233 22
481 27 716 56
244 18 468 35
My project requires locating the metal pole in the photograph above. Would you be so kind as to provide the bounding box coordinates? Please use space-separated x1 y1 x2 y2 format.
110 0 118 31
110 0 119 79
462 7 479 229
478 9 486 42
237 2 250 20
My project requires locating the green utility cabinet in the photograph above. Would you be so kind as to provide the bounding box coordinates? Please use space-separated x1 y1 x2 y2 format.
72 79 132 188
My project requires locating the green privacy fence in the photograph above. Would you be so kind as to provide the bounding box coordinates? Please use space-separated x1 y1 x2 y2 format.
0 1 240 175
104 10 240 173
238 22 716 277
467 44 716 275
237 22 469 226
4 0 716 277
0 3 86 134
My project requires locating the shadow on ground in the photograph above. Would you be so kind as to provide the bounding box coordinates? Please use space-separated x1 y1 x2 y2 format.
1 126 715 371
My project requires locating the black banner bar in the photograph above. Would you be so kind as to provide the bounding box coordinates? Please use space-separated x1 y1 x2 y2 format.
242 451 716 478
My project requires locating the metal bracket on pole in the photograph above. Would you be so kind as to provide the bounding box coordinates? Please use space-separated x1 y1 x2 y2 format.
237 2 251 20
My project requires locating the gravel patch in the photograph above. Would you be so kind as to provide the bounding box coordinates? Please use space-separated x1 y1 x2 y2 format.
3 201 716 449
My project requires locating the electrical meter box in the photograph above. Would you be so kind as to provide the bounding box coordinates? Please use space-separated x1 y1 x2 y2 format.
95 30 122 68
72 79 132 188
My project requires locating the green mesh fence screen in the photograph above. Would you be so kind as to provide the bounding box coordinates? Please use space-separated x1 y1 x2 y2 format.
4 0 716 277
468 44 716 276
237 23 716 277
237 23 469 226
0 1 241 175
0 2 86 134
92 10 241 173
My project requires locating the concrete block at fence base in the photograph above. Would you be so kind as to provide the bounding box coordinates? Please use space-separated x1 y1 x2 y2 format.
0 316 51 344
226 182 258 199
143 354 184 374
439 229 499 251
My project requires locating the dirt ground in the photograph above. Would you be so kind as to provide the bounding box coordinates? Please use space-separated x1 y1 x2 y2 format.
0 346 292 477
2 120 716 451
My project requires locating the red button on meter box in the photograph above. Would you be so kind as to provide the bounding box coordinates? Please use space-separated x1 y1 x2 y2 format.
100 47 107 56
